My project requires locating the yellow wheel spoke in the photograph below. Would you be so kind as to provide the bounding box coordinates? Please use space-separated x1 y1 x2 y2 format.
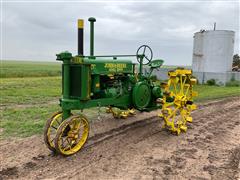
182 76 187 93
164 102 174 108
173 83 177 94
51 125 58 130
65 138 72 150
170 106 179 119
180 75 183 95
78 124 86 130
185 84 190 97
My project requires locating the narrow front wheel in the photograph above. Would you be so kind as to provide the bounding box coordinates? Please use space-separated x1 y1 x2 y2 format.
44 111 63 152
54 115 89 156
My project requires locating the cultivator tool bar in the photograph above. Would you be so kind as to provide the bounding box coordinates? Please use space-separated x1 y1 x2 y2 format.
44 17 198 156
106 107 136 119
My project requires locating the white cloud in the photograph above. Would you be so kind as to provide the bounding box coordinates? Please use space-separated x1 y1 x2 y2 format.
1 1 239 65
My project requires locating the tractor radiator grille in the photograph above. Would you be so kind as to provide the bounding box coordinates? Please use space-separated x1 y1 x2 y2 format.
70 65 82 98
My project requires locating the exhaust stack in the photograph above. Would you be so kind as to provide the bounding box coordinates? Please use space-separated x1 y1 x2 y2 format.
78 19 84 55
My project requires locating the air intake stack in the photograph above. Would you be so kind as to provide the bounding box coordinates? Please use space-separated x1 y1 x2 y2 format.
88 17 96 57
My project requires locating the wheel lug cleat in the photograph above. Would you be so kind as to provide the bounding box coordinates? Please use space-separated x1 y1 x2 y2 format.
180 125 187 132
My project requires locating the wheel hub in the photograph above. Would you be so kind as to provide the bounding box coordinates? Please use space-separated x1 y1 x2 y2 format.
68 130 78 139
174 95 187 107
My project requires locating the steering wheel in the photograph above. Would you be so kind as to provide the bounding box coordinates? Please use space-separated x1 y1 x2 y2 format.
136 45 153 65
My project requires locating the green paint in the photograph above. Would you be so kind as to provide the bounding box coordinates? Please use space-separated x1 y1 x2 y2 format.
132 81 152 110
56 52 163 116
88 17 96 57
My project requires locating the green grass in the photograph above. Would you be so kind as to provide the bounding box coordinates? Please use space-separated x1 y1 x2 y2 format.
0 104 60 137
0 76 61 138
161 65 191 69
194 85 240 102
143 65 191 69
0 60 61 78
0 104 103 138
0 77 61 105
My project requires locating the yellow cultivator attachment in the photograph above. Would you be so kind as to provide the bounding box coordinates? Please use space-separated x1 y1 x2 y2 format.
159 69 198 135
106 107 136 119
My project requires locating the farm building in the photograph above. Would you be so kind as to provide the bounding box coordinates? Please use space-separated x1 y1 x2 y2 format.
192 29 240 85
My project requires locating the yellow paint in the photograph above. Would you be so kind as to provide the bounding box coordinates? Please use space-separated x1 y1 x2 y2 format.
106 106 136 119
192 91 198 97
190 78 197 85
55 115 89 156
78 19 84 28
96 83 100 88
159 68 198 135
47 112 62 149
104 63 127 71
72 57 83 63
91 64 96 69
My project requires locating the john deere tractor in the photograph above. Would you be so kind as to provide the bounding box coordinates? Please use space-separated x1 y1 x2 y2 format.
44 17 197 156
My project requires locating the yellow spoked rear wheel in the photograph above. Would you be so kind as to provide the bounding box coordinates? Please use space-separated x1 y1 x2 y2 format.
160 69 197 135
44 111 63 152
54 115 89 156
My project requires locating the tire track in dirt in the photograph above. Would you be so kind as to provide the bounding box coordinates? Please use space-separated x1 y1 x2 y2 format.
0 97 239 179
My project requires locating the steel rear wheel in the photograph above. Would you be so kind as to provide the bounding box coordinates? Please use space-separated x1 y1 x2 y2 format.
44 111 64 152
54 115 89 156
160 69 197 135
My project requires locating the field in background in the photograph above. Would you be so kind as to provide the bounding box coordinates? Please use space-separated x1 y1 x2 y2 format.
0 61 239 138
1 60 191 78
0 60 61 78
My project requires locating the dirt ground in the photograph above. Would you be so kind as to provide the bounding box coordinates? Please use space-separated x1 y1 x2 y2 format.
0 97 240 180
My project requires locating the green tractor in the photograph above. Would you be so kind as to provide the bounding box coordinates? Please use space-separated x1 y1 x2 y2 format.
44 17 197 156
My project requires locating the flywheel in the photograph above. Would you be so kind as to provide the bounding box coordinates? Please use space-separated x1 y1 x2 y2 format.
159 69 198 135
132 82 151 110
